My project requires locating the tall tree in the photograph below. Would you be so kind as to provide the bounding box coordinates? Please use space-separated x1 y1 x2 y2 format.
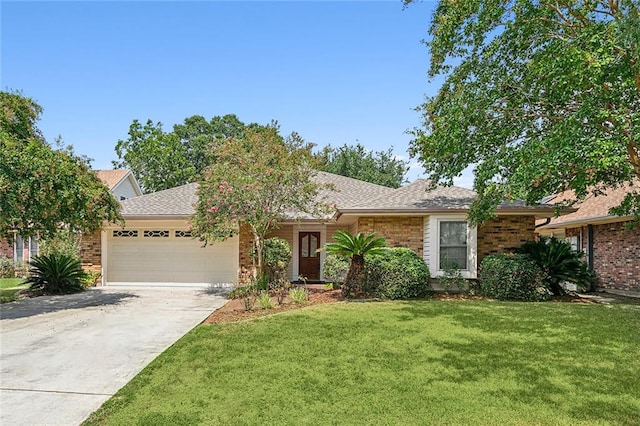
191 125 331 274
405 0 640 223
114 114 259 192
114 119 196 192
0 91 121 239
316 143 409 188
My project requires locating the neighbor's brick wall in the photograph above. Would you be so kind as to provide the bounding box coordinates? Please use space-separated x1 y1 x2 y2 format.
0 239 13 259
592 221 640 291
356 216 424 257
238 224 255 282
477 215 536 264
79 232 102 274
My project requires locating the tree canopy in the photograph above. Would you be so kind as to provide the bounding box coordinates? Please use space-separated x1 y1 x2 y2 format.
114 114 260 192
0 91 122 239
190 125 331 273
406 0 640 223
316 143 409 188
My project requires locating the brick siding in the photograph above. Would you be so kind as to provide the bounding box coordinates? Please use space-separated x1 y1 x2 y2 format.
592 221 639 290
0 239 13 259
79 232 102 274
477 215 536 264
356 216 424 257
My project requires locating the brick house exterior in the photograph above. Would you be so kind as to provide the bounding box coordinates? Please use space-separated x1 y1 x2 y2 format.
102 172 556 285
537 182 640 291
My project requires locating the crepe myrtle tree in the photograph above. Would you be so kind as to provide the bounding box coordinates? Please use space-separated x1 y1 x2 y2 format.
405 0 640 224
191 125 332 276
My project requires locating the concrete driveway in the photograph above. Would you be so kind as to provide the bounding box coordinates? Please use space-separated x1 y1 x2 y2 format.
0 285 228 426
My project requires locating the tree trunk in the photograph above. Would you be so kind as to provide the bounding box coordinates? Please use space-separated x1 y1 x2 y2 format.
253 232 262 278
343 254 364 298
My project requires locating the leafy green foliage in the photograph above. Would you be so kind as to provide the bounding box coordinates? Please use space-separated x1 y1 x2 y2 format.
113 114 260 192
316 143 408 188
324 230 387 297
515 236 595 294
24 254 88 295
288 287 308 304
364 247 431 299
437 257 468 294
113 120 196 193
405 0 640 223
0 91 122 239
321 254 349 286
256 291 275 310
191 126 330 275
38 228 81 260
479 255 551 301
256 237 292 282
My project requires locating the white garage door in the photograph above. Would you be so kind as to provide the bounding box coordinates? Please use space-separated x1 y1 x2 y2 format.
107 229 238 285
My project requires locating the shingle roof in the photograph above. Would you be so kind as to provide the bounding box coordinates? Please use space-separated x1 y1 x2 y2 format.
120 183 199 216
119 172 555 218
341 179 550 213
95 169 130 190
541 181 639 228
120 172 394 218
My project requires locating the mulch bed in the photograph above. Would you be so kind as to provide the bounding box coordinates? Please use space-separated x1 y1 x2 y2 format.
202 288 344 325
202 289 639 325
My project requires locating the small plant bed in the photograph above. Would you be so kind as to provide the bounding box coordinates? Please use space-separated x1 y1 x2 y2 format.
203 286 344 324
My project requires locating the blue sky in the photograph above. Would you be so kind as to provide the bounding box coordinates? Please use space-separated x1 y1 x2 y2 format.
2 0 471 186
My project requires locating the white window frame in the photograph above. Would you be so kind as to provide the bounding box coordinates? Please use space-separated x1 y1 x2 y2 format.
428 215 477 279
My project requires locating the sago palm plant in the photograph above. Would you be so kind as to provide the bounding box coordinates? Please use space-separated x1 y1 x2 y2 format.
515 236 595 295
24 254 87 295
324 230 386 297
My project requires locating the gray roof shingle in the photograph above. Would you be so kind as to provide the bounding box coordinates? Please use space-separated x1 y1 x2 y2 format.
120 173 553 218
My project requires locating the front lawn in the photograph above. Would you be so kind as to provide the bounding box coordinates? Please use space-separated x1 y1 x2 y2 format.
85 300 640 425
0 278 29 303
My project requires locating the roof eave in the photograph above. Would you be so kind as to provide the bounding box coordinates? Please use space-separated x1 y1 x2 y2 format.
538 214 635 230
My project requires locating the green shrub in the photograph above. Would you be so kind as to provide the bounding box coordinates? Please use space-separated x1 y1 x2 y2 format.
289 287 308 304
515 236 595 294
24 254 87 295
438 256 468 294
254 237 292 283
364 248 431 299
0 256 15 278
82 271 102 287
256 291 275 309
39 228 81 260
479 254 551 301
322 254 349 287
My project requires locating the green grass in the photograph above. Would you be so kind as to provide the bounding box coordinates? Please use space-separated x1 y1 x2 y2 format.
0 277 29 302
85 300 640 426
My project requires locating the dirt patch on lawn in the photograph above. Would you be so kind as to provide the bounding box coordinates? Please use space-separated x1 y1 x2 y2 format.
202 288 344 325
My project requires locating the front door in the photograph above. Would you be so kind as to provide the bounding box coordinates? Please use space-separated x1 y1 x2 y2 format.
298 232 321 280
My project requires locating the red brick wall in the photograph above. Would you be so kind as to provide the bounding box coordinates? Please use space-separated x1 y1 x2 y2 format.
356 216 424 257
592 221 640 290
79 232 102 274
0 239 13 259
477 215 536 264
238 225 255 283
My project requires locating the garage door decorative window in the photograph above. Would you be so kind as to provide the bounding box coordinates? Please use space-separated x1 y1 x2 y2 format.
113 230 138 237
175 230 192 238
143 230 169 238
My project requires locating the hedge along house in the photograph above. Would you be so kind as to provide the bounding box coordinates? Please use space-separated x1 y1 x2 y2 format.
97 171 557 286
536 181 640 291
0 169 141 267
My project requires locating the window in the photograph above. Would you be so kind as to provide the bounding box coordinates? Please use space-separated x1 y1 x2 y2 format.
14 235 38 263
566 235 580 251
439 221 468 269
15 235 24 263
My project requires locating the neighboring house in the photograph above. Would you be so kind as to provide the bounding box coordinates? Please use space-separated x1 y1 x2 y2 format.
94 169 143 201
95 171 556 286
536 182 640 291
0 169 142 266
